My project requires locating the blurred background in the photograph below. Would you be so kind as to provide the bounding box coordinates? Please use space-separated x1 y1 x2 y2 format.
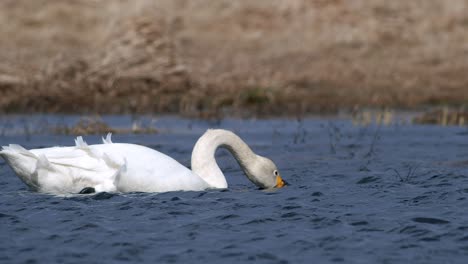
1 0 468 118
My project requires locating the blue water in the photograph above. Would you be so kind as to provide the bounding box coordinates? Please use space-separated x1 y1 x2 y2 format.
1 115 468 263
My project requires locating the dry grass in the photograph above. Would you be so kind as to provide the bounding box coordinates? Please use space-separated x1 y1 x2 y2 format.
413 107 468 126
1 0 468 117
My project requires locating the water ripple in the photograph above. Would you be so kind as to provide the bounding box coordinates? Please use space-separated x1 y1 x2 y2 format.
1 117 468 263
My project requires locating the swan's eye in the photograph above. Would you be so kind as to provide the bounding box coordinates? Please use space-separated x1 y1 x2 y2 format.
274 170 279 176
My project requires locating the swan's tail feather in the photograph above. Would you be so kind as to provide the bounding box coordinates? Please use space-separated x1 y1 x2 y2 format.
0 144 39 189
1 144 36 158
102 133 113 144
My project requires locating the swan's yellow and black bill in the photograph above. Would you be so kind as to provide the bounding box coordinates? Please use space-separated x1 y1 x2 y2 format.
275 175 287 188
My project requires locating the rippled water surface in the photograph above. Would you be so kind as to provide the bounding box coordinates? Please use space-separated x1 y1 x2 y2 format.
1 115 468 263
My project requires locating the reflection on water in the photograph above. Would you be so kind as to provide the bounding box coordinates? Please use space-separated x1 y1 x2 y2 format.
1 115 468 263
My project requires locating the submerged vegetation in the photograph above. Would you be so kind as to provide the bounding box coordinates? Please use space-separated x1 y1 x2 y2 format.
52 116 158 135
1 1 468 117
412 107 468 126
0 116 158 136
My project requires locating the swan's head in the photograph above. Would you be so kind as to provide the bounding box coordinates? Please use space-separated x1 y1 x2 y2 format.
246 156 287 189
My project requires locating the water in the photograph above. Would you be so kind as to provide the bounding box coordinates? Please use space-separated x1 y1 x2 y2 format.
1 115 468 263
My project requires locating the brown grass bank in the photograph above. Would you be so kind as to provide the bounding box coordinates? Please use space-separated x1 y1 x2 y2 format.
1 0 468 117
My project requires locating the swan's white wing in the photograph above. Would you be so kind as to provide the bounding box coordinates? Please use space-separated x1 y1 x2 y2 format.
1 138 210 194
30 145 122 194
0 143 121 194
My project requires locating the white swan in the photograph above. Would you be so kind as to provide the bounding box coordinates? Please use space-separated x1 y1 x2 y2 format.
0 129 286 194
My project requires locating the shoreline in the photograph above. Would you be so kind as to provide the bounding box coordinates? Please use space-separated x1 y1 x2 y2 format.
2 1 468 116
0 108 465 138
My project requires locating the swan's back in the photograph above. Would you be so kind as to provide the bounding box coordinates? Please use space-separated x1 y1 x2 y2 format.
96 143 209 192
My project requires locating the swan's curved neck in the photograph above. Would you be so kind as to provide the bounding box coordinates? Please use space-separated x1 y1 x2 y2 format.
191 129 256 188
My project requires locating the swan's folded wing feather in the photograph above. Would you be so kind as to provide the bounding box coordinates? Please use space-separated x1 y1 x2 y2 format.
32 147 104 170
32 154 75 193
30 146 120 193
37 154 52 170
102 133 113 144
74 136 88 148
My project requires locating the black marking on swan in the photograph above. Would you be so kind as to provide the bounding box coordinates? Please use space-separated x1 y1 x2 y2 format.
79 187 96 194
